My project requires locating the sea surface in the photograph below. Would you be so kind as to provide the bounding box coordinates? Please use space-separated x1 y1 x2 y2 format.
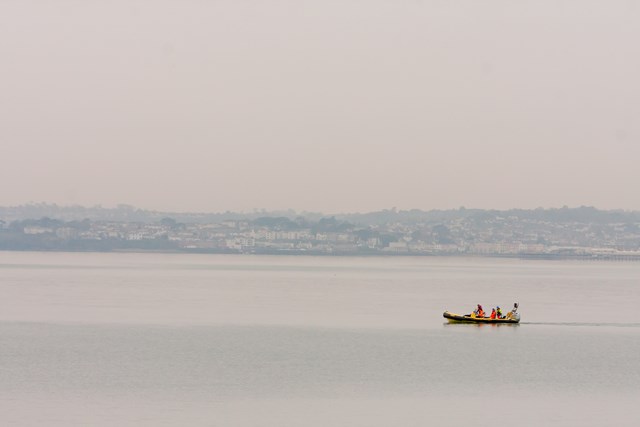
1 251 639 426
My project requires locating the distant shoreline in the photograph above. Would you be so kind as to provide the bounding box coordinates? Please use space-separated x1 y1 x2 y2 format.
2 248 640 261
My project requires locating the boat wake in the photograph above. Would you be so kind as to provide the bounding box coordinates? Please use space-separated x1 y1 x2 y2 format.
522 322 640 328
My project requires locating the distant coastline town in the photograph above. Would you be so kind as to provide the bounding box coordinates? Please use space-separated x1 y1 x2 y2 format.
2 204 640 260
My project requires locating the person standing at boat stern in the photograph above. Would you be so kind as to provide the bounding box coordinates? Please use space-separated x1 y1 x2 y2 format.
505 303 518 320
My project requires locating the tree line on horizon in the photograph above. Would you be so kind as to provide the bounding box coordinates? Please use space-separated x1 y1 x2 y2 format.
2 203 640 226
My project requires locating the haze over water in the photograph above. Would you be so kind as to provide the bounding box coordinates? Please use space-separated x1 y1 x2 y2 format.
1 251 639 426
3 1 640 212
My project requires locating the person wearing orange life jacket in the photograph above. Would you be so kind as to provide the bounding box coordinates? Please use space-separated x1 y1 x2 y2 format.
490 308 497 319
473 304 485 318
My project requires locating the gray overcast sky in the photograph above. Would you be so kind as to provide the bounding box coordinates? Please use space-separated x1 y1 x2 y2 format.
2 1 639 213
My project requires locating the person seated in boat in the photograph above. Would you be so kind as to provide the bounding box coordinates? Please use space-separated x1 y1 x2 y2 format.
490 308 497 319
496 306 503 319
473 304 485 318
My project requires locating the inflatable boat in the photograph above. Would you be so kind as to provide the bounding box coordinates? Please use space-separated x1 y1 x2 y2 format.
443 311 520 324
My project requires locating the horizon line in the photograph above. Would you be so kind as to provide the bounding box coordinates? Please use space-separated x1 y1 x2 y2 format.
2 202 640 216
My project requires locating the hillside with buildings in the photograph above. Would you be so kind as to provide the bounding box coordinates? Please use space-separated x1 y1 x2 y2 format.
2 204 640 259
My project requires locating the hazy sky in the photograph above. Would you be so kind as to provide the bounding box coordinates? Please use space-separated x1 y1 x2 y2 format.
2 1 639 213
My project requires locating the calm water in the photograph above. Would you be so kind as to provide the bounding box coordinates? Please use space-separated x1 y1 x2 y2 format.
1 252 639 426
